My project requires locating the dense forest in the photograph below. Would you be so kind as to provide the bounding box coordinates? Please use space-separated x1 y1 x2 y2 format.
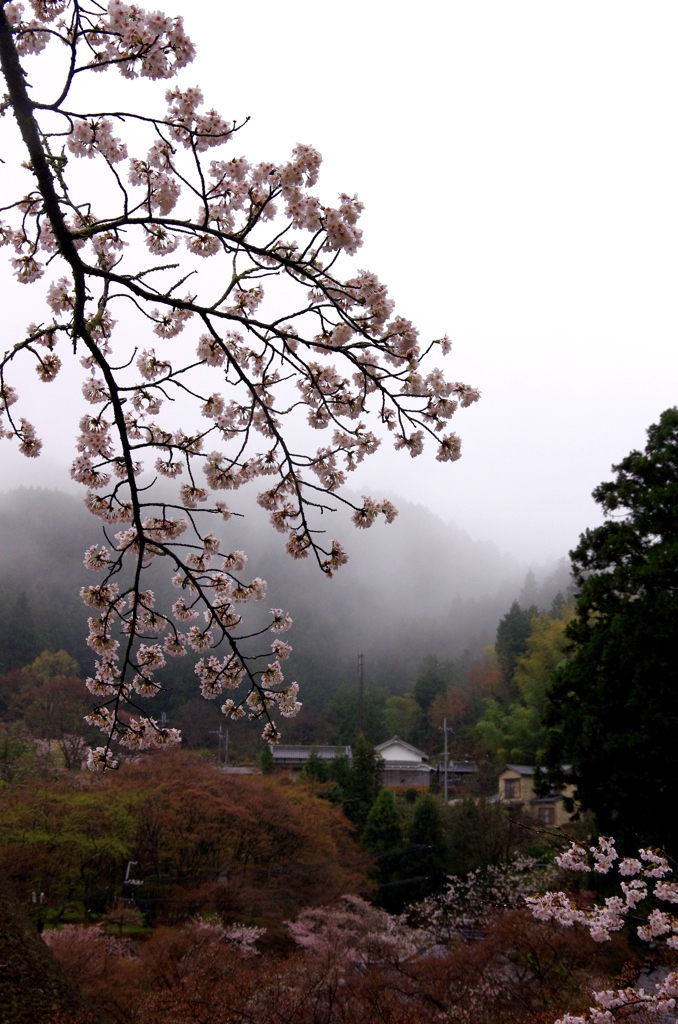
0 486 571 757
3 412 678 1024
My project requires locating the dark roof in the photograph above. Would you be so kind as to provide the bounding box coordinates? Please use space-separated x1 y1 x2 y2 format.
272 745 351 762
445 760 478 774
503 763 572 776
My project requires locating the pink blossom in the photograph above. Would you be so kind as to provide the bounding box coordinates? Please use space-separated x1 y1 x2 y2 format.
271 639 292 660
18 418 42 457
270 609 293 633
151 303 193 337
144 224 179 255
164 633 187 657
12 254 44 283
186 232 221 257
82 378 109 404
67 118 128 163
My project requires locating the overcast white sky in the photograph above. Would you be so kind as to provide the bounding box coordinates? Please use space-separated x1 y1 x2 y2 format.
2 1 677 564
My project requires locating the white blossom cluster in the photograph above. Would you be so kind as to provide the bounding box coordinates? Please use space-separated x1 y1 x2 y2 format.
409 855 560 947
0 0 479 762
530 838 678 1024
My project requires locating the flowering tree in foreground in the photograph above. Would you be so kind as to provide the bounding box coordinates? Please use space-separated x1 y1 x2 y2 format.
0 1 479 767
529 837 678 1022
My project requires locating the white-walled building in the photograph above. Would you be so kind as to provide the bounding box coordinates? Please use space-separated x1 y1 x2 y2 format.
375 736 435 788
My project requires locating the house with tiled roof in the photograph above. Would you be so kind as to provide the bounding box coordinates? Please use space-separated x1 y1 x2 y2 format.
375 736 436 788
271 744 351 778
497 764 576 827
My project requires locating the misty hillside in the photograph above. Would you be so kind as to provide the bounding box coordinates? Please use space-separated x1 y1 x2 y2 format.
0 487 571 729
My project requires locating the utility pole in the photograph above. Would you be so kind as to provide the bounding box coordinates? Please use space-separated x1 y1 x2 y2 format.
224 727 229 766
358 652 364 735
210 723 224 766
444 717 448 804
439 718 451 804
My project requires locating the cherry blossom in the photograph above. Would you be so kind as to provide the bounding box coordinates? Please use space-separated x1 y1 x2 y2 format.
530 838 678 1022
0 0 479 762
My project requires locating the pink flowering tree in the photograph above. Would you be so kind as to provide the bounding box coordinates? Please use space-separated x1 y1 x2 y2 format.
0 0 479 769
528 837 678 1022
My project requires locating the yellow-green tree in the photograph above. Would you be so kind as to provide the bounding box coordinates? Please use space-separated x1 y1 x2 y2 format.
476 605 573 765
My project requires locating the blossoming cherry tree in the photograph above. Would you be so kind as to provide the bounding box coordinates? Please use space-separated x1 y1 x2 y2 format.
0 0 479 768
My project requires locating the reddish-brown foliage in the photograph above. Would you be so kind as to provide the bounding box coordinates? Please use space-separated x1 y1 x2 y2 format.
0 749 370 932
44 907 639 1024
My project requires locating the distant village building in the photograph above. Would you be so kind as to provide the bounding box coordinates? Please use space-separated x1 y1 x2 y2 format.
271 744 351 778
497 764 576 826
270 736 436 788
438 759 478 788
375 737 436 788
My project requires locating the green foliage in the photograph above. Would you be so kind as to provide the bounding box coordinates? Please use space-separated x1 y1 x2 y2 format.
27 650 79 682
383 694 421 743
0 780 136 916
476 606 572 766
325 684 387 746
300 748 330 784
259 744 275 775
403 794 448 901
541 408 678 854
495 601 537 698
362 788 405 910
342 734 384 831
0 591 38 675
443 797 512 876
329 752 352 790
414 655 450 712
476 699 542 766
362 789 403 854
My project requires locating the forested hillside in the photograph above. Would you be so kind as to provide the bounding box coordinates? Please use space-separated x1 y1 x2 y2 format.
0 487 570 753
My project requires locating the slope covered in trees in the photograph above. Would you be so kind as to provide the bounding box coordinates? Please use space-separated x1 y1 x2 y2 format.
0 486 555 749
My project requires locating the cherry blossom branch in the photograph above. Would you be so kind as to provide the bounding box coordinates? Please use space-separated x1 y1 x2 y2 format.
0 0 479 766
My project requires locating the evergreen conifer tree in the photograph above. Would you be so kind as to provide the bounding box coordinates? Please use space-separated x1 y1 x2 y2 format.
404 794 449 900
343 734 384 831
362 788 404 909
541 408 678 854
259 744 275 775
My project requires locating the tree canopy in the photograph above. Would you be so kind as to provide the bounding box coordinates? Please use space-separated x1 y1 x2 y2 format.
541 408 678 853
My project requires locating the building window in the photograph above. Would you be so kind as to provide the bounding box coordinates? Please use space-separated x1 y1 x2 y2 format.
504 778 519 799
538 805 555 825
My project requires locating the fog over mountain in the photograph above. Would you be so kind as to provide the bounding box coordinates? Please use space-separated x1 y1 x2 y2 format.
0 487 571 705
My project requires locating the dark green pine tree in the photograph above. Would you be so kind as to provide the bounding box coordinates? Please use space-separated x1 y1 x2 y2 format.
343 734 384 831
300 747 330 783
329 751 352 790
403 794 449 902
0 589 37 674
540 408 678 854
413 655 449 713
361 788 404 909
495 601 537 699
259 744 275 775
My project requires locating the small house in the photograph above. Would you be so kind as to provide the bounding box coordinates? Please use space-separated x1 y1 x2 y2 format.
271 744 351 778
497 764 575 827
438 759 478 788
375 736 436 788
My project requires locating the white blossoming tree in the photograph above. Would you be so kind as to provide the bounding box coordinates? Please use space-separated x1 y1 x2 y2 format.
0 0 479 768
529 838 678 1023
